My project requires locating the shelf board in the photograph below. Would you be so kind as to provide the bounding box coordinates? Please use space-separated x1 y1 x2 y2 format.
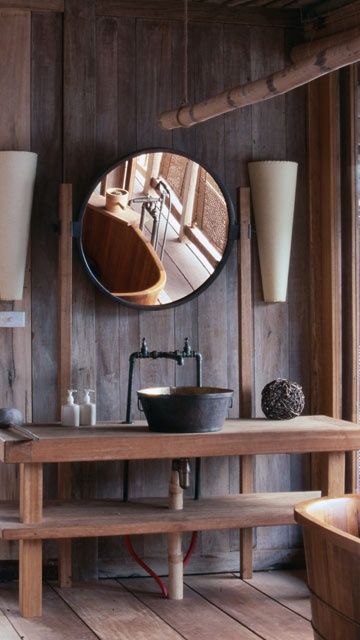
0 491 320 541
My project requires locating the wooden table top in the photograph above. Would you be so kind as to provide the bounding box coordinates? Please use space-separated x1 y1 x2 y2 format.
1 415 360 463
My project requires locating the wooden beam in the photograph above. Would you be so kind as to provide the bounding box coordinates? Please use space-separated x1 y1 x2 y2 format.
305 0 360 40
0 1 64 10
160 33 360 129
340 65 358 492
308 73 341 418
96 0 301 27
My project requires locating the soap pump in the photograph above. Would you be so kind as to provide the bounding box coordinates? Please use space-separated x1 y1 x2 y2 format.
80 389 96 426
61 389 80 427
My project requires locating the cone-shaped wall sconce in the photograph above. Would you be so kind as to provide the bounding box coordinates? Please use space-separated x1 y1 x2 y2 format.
248 161 298 303
0 151 38 300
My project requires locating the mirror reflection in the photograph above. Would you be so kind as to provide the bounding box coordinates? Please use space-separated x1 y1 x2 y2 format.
80 150 232 307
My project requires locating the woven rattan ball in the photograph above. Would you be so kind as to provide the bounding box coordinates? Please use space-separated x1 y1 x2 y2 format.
261 378 305 420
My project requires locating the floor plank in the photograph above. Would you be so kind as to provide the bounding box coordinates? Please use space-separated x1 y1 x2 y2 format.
55 580 183 640
118 576 261 640
244 569 311 620
0 611 20 640
185 573 313 640
0 584 97 639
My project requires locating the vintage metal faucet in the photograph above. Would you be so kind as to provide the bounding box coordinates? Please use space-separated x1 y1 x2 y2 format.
123 337 203 501
124 337 202 423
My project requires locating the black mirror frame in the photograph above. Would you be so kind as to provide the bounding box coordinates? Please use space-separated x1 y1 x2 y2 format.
77 147 238 311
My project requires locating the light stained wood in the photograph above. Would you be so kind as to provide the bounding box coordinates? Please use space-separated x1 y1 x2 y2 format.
295 495 360 639
3 416 359 464
19 463 43 523
0 492 320 541
292 25 360 63
245 569 311 620
120 577 266 640
0 584 98 639
55 580 183 640
19 463 43 617
321 451 346 496
186 573 313 639
240 455 254 579
159 33 360 129
0 611 20 639
168 469 183 599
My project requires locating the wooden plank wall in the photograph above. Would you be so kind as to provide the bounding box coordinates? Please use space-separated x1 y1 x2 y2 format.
0 1 310 575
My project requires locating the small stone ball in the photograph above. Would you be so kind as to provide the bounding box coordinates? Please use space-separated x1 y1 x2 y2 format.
261 379 305 420
0 408 24 427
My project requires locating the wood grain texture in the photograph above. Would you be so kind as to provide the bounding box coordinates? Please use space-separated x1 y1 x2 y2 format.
119 577 266 640
3 416 360 463
0 492 320 540
186 573 312 639
0 9 32 562
55 580 183 640
96 0 301 27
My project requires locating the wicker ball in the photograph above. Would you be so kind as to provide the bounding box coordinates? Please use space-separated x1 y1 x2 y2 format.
261 379 305 420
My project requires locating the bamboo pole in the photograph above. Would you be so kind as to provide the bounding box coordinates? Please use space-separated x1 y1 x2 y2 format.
291 25 360 63
159 31 360 130
167 469 183 600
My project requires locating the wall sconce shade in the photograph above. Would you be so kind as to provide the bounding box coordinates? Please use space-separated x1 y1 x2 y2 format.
0 151 38 300
248 160 298 303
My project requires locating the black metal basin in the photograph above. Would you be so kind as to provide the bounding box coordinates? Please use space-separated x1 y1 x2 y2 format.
137 386 233 433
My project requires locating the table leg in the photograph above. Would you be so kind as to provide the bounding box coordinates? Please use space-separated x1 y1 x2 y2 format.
240 455 254 579
19 463 43 618
58 462 72 587
321 452 346 496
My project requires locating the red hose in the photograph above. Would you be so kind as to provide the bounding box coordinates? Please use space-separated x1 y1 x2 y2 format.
124 531 198 597
124 535 168 597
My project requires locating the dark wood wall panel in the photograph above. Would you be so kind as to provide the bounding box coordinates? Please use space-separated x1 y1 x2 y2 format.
0 1 311 574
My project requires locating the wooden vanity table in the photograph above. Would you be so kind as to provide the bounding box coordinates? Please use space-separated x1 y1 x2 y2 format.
0 414 359 618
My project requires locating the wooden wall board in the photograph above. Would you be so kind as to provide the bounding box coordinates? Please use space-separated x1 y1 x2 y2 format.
96 0 302 28
0 9 32 562
250 26 291 554
0 6 315 575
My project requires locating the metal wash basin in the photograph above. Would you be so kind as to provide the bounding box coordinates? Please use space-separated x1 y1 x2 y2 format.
137 386 233 433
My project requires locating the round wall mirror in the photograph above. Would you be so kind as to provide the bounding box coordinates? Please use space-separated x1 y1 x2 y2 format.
78 148 236 309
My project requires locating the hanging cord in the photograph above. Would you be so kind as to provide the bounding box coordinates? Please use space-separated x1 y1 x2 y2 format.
182 0 189 106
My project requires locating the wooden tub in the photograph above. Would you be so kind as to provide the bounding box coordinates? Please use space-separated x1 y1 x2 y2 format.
295 495 360 640
82 204 166 305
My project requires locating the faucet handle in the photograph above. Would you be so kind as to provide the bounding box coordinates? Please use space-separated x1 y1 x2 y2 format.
183 337 191 356
141 337 148 357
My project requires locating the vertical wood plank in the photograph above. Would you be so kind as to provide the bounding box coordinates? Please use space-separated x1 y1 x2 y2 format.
251 26 290 554
64 0 98 581
58 183 73 588
308 74 341 418
238 187 254 579
321 452 346 496
0 9 32 562
339 66 358 492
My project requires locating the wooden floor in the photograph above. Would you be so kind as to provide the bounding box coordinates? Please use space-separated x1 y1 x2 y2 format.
0 570 313 639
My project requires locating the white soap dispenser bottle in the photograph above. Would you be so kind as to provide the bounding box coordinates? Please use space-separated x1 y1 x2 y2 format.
80 389 96 426
61 389 80 427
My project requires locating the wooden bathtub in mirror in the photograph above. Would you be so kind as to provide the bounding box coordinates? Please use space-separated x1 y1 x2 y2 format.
295 495 360 640
82 203 166 305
